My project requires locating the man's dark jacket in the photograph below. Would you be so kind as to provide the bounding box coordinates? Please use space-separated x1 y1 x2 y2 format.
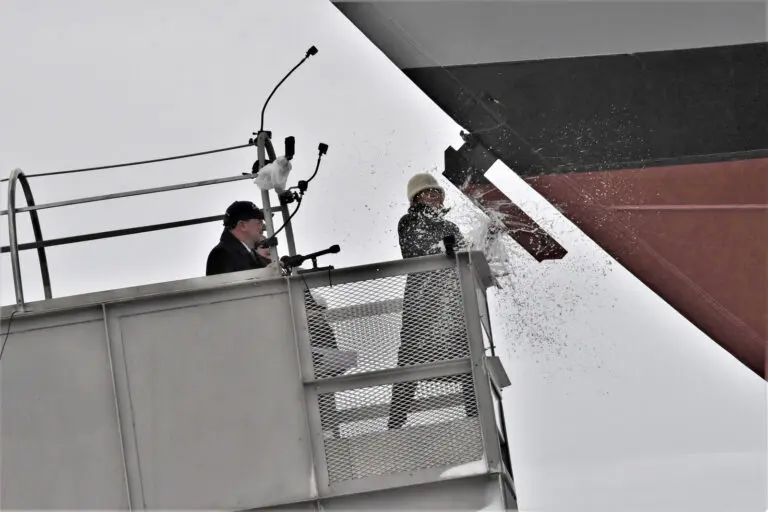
204 228 340 361
206 229 271 276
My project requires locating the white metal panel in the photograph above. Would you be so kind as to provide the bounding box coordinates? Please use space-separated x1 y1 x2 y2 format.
0 317 129 509
0 265 283 320
320 474 506 510
260 499 319 511
113 290 315 509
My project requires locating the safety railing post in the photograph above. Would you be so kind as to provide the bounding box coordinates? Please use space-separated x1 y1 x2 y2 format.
257 132 279 263
7 168 25 309
4 168 54 310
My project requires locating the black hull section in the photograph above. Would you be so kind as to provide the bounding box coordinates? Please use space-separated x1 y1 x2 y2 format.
404 43 768 176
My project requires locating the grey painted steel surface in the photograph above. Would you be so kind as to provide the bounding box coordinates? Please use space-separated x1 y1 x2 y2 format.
0 254 454 320
108 288 315 509
0 265 284 319
1 252 515 510
1 310 130 509
1 273 312 510
252 474 511 511
102 304 133 509
458 253 504 473
320 474 506 510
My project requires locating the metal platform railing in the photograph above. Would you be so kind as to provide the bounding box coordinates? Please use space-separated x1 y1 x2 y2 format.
0 166 291 310
286 251 515 499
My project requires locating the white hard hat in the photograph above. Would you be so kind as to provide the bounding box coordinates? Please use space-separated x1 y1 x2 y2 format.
407 173 444 202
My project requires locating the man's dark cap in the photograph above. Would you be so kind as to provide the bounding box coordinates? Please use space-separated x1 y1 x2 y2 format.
224 200 264 228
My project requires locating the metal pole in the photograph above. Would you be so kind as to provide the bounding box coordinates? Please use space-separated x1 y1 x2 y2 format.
280 203 297 256
2 214 222 254
6 168 26 310
257 132 279 262
261 136 296 257
0 174 255 216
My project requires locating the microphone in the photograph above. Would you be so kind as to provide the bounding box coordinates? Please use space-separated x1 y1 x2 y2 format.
285 136 295 160
281 244 340 268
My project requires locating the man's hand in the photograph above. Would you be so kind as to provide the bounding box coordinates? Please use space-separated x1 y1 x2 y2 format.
256 245 271 259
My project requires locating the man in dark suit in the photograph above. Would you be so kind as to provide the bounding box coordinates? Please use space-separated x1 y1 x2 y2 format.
206 201 272 276
206 200 343 437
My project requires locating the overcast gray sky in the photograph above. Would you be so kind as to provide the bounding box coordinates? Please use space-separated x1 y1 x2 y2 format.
1 1 765 510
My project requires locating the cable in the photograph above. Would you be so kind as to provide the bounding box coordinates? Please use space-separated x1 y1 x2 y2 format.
260 46 318 131
264 146 325 245
261 58 308 132
305 153 323 185
0 310 17 361
271 197 303 240
0 143 253 183
2 45 319 184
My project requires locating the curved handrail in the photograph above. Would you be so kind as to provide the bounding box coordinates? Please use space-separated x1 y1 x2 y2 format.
0 164 297 309
6 168 52 310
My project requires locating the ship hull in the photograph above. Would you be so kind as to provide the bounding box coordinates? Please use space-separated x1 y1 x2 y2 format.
527 159 767 378
333 1 768 377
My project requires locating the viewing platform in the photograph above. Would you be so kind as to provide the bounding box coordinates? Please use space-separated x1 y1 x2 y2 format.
1 251 517 510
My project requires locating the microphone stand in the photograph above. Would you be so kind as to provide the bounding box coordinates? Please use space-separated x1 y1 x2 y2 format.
281 244 340 274
254 46 318 263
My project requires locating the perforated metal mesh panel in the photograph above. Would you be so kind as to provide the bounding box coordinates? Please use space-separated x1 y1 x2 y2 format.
305 267 469 380
320 373 482 482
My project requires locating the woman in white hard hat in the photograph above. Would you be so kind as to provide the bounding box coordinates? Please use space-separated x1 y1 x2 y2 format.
388 173 477 430
398 173 462 258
